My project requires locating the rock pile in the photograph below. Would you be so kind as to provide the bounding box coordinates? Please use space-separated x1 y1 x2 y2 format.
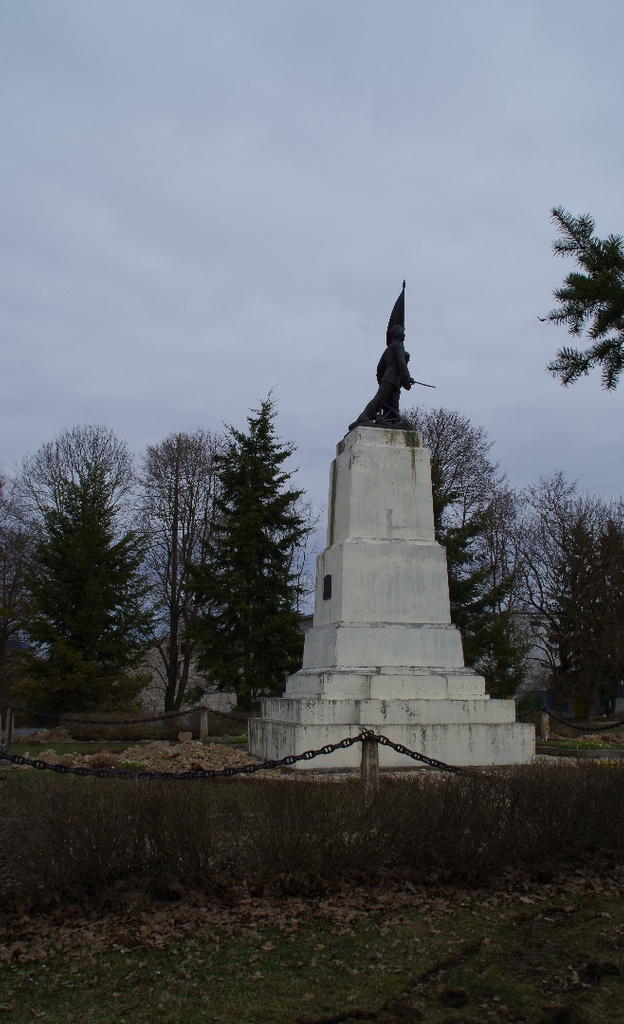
34 740 267 774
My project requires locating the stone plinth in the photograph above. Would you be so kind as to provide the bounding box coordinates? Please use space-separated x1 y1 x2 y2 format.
249 427 534 769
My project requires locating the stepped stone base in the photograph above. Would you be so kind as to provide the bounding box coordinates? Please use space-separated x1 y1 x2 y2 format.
249 695 533 769
249 426 534 770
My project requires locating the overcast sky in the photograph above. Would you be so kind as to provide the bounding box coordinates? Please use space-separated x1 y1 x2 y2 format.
1 0 623 529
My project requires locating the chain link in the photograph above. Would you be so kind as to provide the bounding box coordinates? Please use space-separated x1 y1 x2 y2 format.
0 730 459 779
0 702 246 755
362 730 461 772
520 706 624 733
3 702 248 730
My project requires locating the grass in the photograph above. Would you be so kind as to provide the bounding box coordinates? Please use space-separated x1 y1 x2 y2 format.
2 877 624 1022
549 739 624 750
8 741 136 756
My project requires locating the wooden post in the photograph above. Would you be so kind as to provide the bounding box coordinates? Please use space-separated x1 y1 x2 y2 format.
2 709 14 751
199 709 209 743
361 735 379 801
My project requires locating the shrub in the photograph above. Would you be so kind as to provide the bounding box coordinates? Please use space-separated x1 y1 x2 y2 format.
2 761 624 909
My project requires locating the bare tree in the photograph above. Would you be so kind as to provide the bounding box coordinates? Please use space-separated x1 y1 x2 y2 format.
0 474 31 707
17 424 135 527
140 430 223 710
519 473 624 716
596 520 624 712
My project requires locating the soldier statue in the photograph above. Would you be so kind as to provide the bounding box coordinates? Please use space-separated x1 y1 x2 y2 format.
350 281 431 432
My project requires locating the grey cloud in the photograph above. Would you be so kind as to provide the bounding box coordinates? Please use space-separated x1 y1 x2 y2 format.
1 0 623 515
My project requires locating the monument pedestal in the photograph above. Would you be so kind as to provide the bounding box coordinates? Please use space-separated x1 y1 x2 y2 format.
249 427 534 769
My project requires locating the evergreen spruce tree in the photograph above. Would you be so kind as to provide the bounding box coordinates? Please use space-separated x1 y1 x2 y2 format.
14 427 151 714
544 207 624 389
188 397 310 710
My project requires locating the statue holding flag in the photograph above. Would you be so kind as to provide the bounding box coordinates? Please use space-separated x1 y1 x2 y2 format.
349 281 432 432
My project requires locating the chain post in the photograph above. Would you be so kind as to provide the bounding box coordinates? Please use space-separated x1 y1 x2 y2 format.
539 710 550 741
199 709 209 743
361 733 379 800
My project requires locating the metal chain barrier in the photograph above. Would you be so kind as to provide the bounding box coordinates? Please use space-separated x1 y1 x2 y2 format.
366 730 461 772
519 706 624 733
0 730 459 779
4 703 248 728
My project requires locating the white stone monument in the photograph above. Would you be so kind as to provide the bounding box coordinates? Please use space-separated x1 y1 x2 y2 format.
248 426 534 769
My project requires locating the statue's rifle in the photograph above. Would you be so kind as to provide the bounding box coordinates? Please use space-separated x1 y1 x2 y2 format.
410 379 436 388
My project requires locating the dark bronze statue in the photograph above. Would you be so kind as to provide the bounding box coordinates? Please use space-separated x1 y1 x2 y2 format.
350 281 428 432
